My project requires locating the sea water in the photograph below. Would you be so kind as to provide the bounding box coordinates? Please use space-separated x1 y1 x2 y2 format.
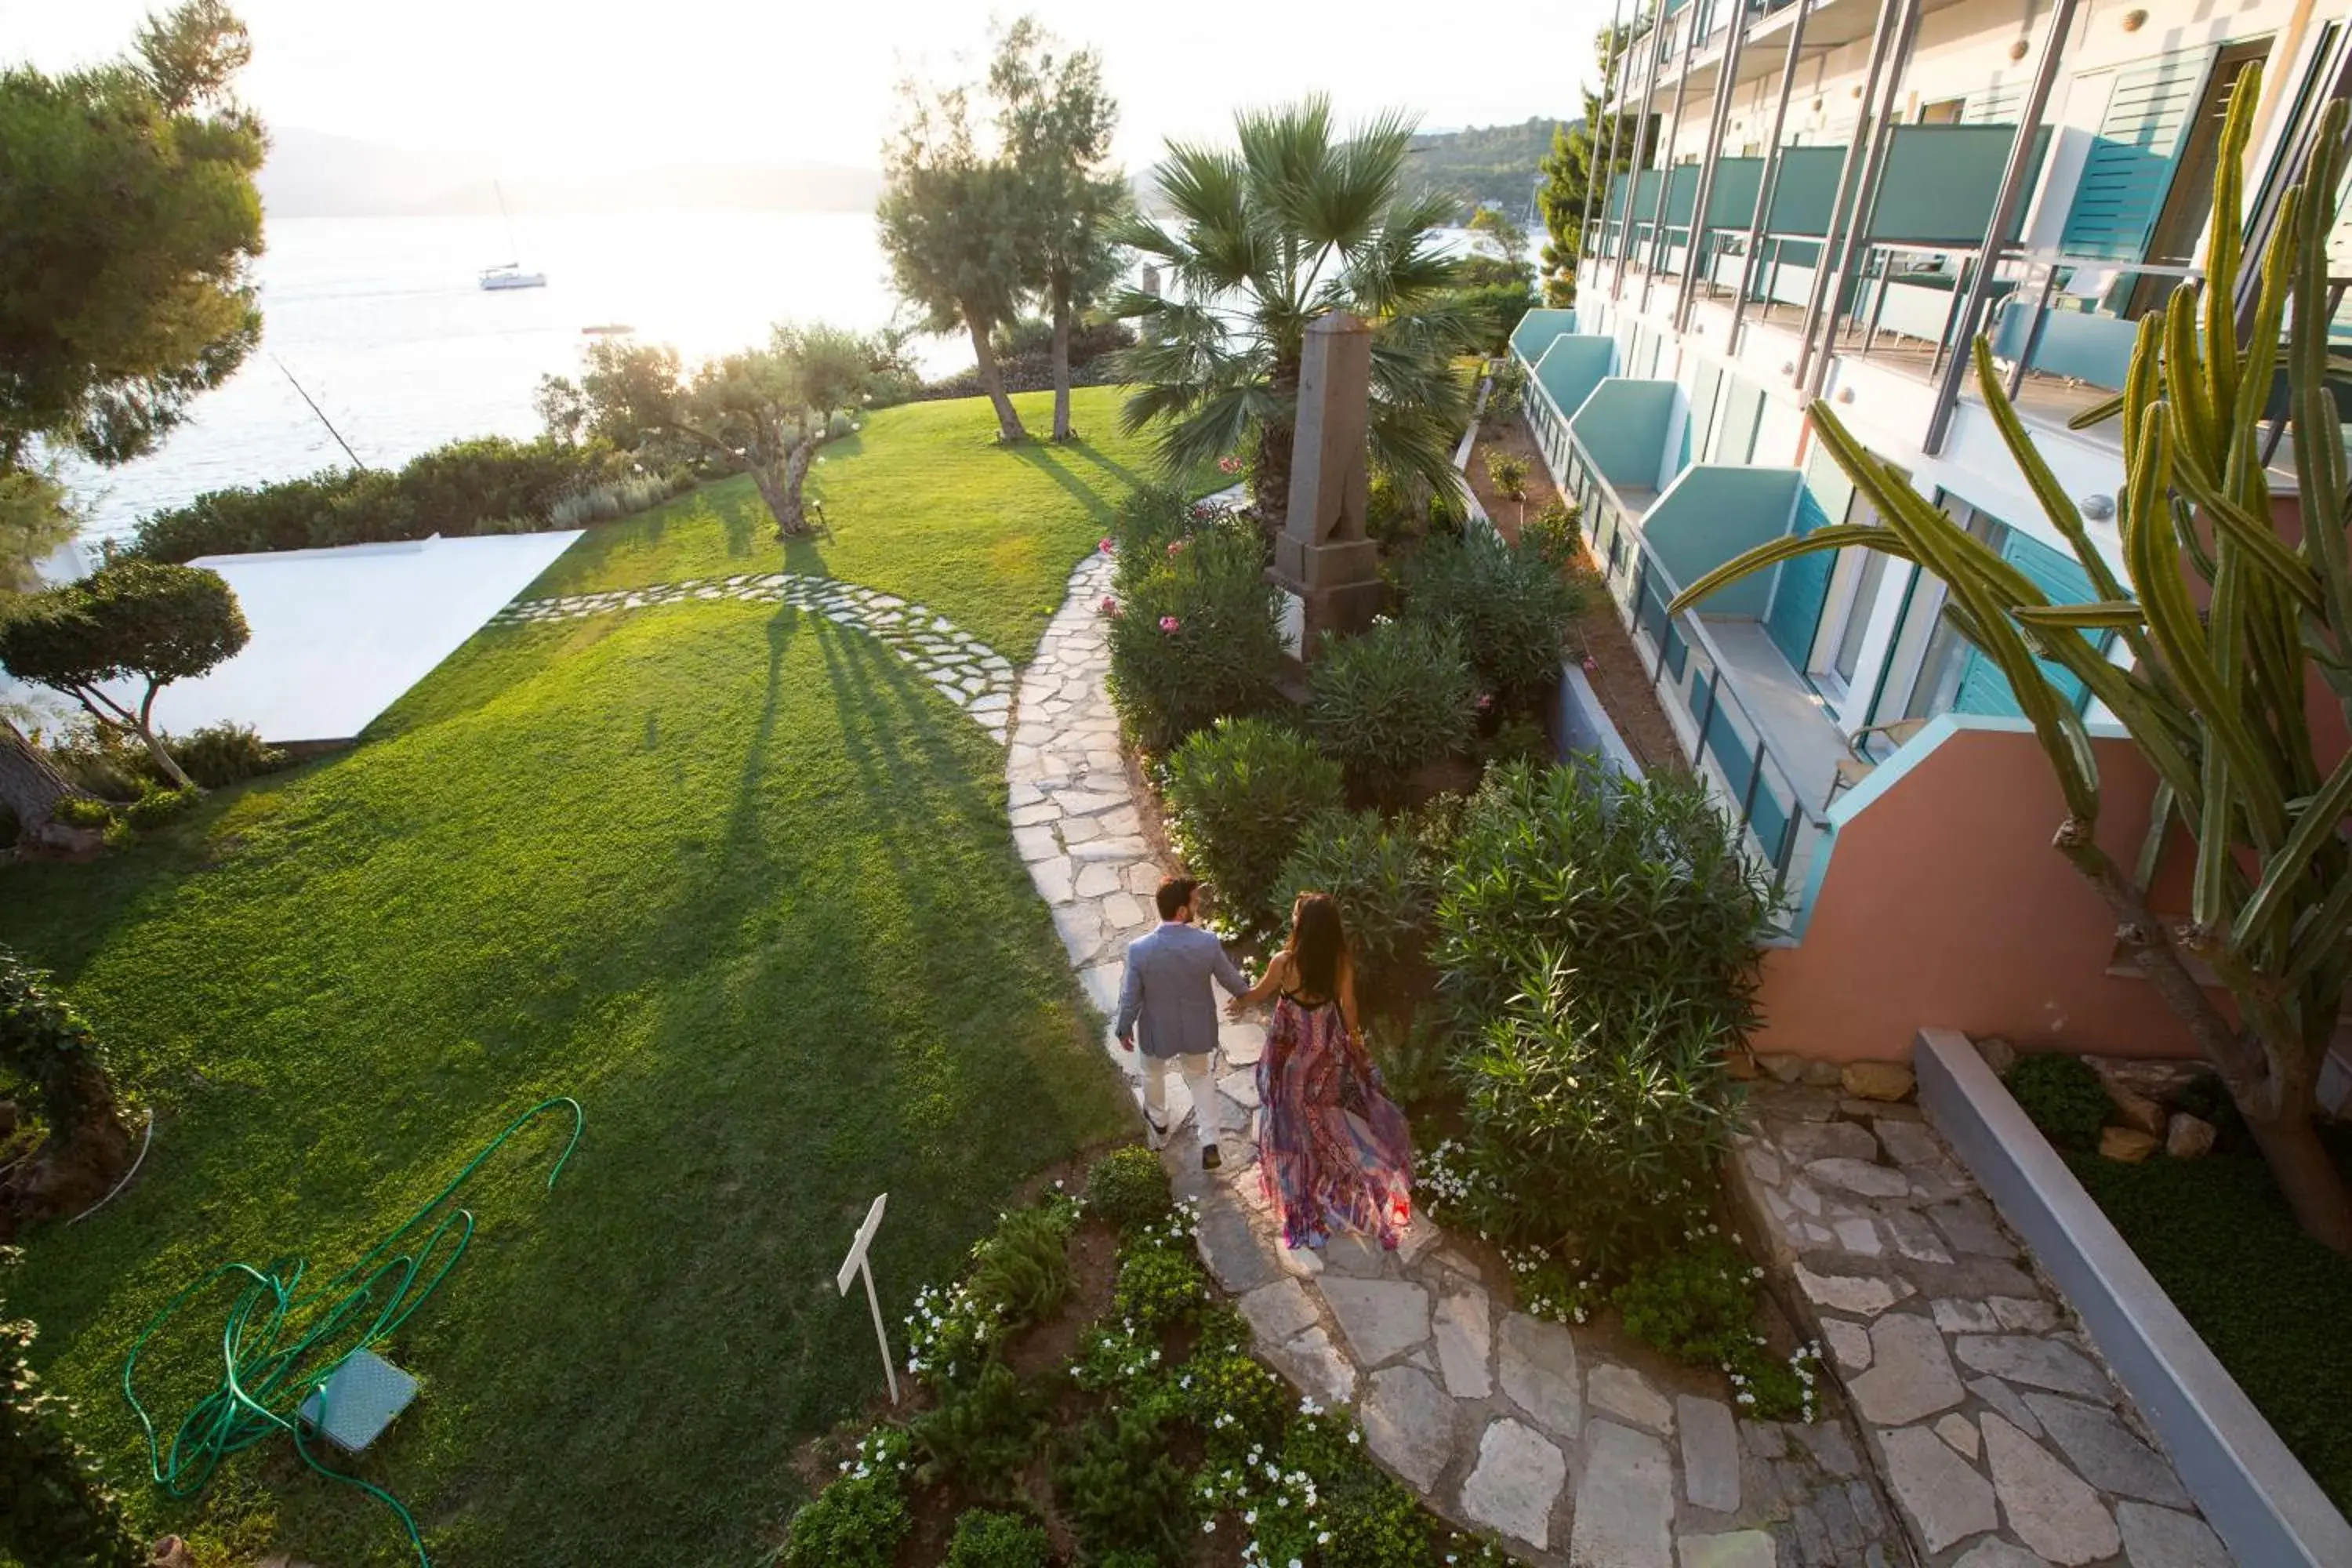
64 209 961 544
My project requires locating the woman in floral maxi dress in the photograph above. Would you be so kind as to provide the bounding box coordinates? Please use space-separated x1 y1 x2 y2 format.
1227 893 1414 1250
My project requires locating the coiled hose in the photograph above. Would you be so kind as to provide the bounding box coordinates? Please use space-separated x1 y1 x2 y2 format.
122 1096 586 1566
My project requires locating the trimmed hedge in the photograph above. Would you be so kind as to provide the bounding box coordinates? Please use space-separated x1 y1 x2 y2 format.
129 437 665 562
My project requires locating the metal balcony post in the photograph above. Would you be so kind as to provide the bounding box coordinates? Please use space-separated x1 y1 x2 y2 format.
1800 0 1920 398
1613 5 1669 301
1924 0 2082 454
1640 14 1707 314
1729 0 1813 353
1791 0 1904 394
1578 0 1632 304
1678 0 1751 330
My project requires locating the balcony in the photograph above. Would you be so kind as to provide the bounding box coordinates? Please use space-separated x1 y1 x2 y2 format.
1515 325 1848 898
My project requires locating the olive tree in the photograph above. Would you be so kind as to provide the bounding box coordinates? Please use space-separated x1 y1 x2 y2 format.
0 561 249 792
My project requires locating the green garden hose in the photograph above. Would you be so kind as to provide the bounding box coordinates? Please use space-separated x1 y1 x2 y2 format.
121 1095 586 1567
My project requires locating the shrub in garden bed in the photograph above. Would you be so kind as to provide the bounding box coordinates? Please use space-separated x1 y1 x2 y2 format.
1270 808 1443 981
783 1160 1517 1566
1432 760 1775 1268
2004 1053 2113 1152
942 1508 1052 1568
1307 619 1478 797
1399 529 1584 713
1104 495 1286 752
38 720 289 800
1163 717 1343 931
1523 499 1581 572
1083 1144 1172 1235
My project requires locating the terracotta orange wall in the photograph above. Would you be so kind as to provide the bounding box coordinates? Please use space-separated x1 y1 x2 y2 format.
1754 726 2205 1062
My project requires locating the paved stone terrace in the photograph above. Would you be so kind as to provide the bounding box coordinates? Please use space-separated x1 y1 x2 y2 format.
1008 553 1896 1566
490 573 1016 740
1730 1080 2234 1568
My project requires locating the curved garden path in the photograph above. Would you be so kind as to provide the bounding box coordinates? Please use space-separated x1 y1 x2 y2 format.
492 572 1017 742
1005 553 2227 1568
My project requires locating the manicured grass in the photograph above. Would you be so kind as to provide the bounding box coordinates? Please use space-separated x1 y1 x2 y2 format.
0 397 1137 1566
2068 1131 2352 1512
528 387 1166 660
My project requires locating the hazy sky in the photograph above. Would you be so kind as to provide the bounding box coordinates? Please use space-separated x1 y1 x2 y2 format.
2 1 1605 175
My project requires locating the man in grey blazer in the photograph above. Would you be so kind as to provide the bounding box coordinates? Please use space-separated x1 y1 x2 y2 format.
1116 876 1248 1169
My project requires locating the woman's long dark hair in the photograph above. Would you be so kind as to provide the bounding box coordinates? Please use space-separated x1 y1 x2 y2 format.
1283 891 1347 1002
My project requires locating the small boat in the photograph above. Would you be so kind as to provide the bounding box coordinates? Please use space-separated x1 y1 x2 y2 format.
477 180 546 292
580 323 633 336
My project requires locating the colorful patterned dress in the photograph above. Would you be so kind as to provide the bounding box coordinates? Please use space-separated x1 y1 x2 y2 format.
1256 989 1414 1251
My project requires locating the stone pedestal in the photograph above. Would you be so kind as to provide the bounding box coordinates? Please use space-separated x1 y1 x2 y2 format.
1269 312 1385 662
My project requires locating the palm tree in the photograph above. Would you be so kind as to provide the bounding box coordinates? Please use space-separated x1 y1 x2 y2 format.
1111 99 1480 528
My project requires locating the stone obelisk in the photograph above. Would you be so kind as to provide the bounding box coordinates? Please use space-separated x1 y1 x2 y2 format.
1270 312 1385 667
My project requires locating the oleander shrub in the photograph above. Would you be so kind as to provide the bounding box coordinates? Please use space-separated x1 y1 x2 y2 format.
1523 499 1581 571
1163 717 1343 929
1401 529 1584 712
1483 449 1530 500
1269 808 1442 977
942 1508 1051 1568
2005 1054 2113 1152
1308 619 1478 796
1438 762 1774 1265
1437 760 1773 1026
1085 1145 1172 1234
1481 716 1554 773
780 1428 911 1568
1483 357 1527 430
1105 506 1285 753
1 1250 145 1568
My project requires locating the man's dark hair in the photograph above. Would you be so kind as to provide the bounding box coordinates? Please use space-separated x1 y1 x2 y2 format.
1156 877 1199 920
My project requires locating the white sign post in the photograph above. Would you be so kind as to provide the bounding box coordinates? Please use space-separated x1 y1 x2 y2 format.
835 1192 899 1405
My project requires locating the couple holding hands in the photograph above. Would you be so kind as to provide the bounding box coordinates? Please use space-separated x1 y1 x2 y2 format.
1115 877 1413 1254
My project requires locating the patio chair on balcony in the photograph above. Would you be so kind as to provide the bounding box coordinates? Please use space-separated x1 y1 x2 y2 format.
1824 718 1929 809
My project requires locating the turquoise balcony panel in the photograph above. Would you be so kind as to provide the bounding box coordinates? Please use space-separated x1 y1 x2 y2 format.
1509 308 1579 365
1661 164 1700 228
1530 335 1617 423
1704 158 1766 227
1767 147 1849 239
1868 126 2053 245
1567 379 1683 493
1642 466 1804 617
1988 301 2140 390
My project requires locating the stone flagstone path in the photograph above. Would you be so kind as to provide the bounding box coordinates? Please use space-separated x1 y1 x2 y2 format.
1730 1079 2233 1567
490 573 1016 741
1009 553 1901 1566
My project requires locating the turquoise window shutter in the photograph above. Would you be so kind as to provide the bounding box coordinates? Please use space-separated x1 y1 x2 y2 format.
2059 47 2217 261
1951 527 2108 716
1766 484 1838 669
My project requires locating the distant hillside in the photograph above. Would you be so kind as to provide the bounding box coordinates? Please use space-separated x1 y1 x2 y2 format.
1405 118 1572 223
258 127 883 219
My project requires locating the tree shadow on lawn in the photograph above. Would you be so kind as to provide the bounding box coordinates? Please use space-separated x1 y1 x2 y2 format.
1007 441 1130 531
14 601 1120 1563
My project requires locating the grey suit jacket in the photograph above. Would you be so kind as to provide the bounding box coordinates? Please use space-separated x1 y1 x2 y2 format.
1114 921 1247 1058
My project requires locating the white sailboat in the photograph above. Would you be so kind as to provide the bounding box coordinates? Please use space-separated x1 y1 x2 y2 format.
477 180 546 291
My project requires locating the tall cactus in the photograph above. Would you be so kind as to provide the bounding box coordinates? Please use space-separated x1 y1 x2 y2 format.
1674 68 2352 1252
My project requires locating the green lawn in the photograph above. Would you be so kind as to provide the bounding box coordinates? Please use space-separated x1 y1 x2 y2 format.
530 386 1164 660
0 393 1139 1566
